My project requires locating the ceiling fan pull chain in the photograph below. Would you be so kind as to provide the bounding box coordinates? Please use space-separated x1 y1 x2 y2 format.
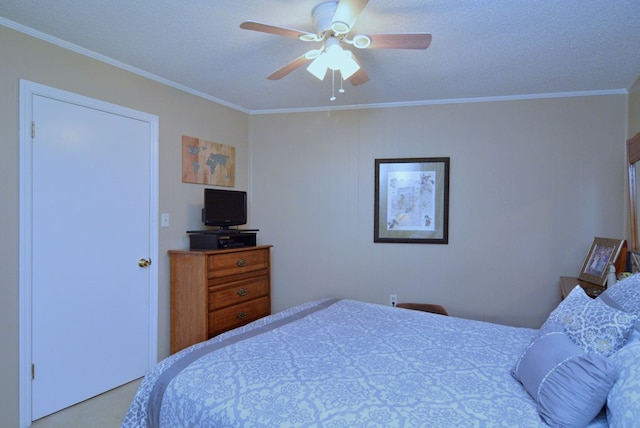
330 69 336 101
339 74 345 94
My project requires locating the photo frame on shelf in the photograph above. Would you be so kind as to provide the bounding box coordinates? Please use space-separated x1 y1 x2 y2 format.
578 237 625 286
374 157 449 244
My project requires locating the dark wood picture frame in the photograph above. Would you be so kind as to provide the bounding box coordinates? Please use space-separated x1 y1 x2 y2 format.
374 157 450 244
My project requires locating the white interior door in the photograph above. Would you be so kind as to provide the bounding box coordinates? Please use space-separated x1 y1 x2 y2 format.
29 90 157 420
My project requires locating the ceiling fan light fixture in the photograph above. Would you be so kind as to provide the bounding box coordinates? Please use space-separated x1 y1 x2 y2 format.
351 34 371 49
330 21 350 35
325 43 345 68
307 54 329 80
299 33 319 42
304 49 323 60
306 44 360 81
331 50 359 79
307 37 360 81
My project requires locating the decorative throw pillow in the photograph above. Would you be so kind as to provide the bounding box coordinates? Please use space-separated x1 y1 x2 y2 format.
607 340 640 426
512 328 618 427
599 273 640 315
541 285 637 356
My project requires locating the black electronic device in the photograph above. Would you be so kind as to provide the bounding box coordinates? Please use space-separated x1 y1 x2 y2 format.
201 188 247 229
188 231 256 250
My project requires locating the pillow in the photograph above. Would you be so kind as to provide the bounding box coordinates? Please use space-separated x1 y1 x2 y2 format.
599 272 640 315
607 340 640 426
541 285 637 356
512 327 618 427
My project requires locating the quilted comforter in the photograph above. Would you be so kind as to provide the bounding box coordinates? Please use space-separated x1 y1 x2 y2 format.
122 298 608 427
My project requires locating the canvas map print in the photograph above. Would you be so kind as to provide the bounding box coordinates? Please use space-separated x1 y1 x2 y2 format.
182 135 235 187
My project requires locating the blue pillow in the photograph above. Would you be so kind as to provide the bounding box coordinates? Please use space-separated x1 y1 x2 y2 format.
607 340 640 426
513 327 618 427
541 285 637 356
599 272 640 315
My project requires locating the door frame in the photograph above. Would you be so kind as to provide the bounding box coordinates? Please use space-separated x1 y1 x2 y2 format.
18 80 159 427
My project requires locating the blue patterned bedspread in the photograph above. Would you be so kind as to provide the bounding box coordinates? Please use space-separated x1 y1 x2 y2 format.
122 298 608 427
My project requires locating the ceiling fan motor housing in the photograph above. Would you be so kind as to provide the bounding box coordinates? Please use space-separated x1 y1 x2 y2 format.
312 1 341 35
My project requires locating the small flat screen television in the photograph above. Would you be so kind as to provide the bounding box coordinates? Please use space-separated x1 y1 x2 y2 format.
202 189 247 229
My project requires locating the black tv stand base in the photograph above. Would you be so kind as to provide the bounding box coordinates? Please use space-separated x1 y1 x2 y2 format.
187 228 259 234
187 230 257 250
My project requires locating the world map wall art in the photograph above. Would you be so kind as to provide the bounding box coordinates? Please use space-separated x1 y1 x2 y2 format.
182 135 235 187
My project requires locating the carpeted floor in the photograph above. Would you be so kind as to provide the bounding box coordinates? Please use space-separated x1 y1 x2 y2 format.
30 378 141 428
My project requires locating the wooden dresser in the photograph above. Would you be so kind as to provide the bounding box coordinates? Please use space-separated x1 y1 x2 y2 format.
169 245 272 353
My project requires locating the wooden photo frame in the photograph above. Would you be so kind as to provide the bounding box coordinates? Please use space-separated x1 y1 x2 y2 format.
578 237 625 286
374 157 449 244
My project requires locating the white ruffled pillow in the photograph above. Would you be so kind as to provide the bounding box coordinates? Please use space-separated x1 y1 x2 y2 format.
540 285 637 356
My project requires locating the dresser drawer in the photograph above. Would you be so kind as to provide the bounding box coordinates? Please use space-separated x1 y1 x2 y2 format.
169 245 272 353
208 276 269 311
207 248 269 279
208 296 270 337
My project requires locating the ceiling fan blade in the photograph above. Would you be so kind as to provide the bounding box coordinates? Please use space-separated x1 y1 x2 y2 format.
346 54 368 86
267 54 312 80
367 33 432 50
347 56 369 86
240 21 315 40
348 68 369 86
332 0 369 32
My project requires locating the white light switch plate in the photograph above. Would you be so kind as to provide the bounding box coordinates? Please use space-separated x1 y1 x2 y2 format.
161 213 170 228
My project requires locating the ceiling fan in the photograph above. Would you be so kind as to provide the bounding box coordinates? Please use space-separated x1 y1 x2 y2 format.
240 0 431 98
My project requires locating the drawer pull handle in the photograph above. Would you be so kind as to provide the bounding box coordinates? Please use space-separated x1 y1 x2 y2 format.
236 259 247 267
237 288 248 296
236 311 247 320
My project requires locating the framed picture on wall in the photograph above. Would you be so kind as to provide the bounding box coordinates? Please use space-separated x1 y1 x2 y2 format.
374 157 450 244
578 237 625 286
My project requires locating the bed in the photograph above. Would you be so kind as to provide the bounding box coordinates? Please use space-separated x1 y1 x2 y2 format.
123 277 640 427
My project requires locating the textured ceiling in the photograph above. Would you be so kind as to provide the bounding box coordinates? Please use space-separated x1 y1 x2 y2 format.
1 0 640 113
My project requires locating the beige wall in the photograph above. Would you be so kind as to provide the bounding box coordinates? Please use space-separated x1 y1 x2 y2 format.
0 22 633 427
0 26 249 427
249 95 626 327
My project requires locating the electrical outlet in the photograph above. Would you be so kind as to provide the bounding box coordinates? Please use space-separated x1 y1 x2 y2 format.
389 294 397 307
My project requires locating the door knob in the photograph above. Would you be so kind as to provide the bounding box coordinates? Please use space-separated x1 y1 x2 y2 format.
138 258 152 268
